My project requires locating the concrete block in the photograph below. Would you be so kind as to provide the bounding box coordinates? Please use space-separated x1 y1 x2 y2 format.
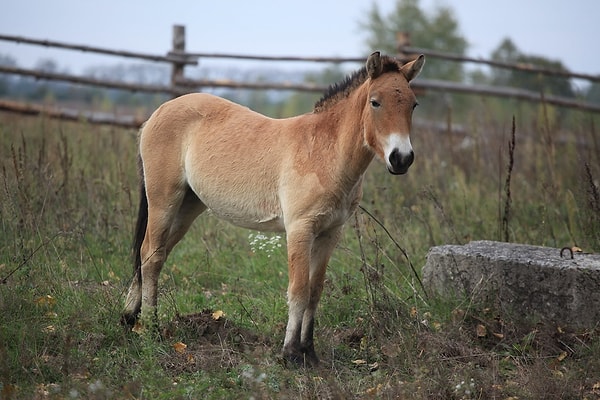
422 240 600 328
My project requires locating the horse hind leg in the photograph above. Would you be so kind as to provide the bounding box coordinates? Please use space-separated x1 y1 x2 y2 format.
123 186 205 328
165 188 207 254
122 179 150 326
140 189 206 324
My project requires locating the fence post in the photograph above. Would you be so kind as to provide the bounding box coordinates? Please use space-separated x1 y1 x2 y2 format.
170 24 186 98
396 31 412 64
396 31 425 97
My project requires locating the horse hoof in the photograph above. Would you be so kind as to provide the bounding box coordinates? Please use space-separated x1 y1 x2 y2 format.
303 349 320 367
120 313 138 327
282 350 319 368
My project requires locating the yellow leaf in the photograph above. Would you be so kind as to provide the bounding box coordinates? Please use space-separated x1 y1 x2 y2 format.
451 308 466 321
42 325 55 333
492 332 504 339
476 324 487 338
556 351 568 362
572 246 582 253
173 341 187 353
34 295 56 307
366 384 383 395
360 336 368 351
131 321 145 334
212 310 225 320
409 307 418 318
352 359 367 365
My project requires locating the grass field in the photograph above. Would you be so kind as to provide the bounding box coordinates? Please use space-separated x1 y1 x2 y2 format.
1 101 599 399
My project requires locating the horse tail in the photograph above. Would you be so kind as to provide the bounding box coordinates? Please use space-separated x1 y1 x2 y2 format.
132 142 148 285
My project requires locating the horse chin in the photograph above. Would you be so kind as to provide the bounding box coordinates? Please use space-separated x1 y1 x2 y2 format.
387 166 409 175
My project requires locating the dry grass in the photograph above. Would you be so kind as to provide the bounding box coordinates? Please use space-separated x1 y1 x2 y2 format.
1 100 599 398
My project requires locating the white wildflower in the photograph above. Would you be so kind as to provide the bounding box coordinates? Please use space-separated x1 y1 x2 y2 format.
248 233 283 258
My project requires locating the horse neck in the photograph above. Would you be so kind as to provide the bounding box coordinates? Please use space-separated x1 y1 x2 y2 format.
315 83 374 183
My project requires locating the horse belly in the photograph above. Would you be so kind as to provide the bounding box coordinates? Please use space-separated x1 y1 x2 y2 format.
209 206 285 232
189 177 285 232
181 99 286 231
207 197 284 232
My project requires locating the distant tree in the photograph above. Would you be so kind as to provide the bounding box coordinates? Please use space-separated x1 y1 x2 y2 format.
359 0 467 81
0 54 17 67
35 58 59 73
586 83 600 104
491 38 574 98
279 65 348 117
0 54 17 95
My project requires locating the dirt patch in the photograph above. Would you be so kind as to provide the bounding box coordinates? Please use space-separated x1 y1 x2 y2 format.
153 308 600 398
160 309 275 374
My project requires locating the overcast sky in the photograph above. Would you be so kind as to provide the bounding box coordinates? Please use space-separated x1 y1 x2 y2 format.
1 0 598 78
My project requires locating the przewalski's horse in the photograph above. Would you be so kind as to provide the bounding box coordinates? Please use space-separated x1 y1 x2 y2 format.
123 51 424 366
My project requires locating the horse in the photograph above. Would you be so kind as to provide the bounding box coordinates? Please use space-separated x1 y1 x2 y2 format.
122 51 425 367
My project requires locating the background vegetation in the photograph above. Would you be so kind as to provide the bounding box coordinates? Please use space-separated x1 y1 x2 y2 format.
1 97 599 398
1 0 600 398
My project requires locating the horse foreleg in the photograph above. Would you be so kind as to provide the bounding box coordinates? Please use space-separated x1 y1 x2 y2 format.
282 225 313 366
300 226 343 365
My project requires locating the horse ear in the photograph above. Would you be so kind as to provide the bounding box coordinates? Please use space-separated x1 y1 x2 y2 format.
401 54 425 82
366 51 383 79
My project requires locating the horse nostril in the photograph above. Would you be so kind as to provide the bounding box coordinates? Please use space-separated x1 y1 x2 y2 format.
406 150 414 166
387 149 414 175
389 148 400 167
389 149 414 168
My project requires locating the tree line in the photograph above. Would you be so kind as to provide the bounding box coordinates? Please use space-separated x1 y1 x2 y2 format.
1 0 598 121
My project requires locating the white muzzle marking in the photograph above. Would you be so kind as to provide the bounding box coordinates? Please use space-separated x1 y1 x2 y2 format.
384 133 413 170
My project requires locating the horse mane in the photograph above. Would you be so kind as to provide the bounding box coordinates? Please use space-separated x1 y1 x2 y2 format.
313 55 401 113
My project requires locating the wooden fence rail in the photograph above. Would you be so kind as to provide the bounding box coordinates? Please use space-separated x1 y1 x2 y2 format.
182 52 365 64
0 99 144 128
0 33 196 65
0 65 175 94
3 62 598 114
396 45 600 83
1 25 599 126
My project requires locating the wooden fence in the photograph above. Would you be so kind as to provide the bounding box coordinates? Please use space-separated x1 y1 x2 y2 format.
1 25 599 128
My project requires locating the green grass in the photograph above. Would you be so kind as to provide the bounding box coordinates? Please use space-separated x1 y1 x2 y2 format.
1 104 599 399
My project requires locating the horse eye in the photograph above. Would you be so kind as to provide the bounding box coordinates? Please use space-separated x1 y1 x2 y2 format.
370 99 381 108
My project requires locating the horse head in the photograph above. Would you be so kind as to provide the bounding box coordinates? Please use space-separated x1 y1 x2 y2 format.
363 51 425 175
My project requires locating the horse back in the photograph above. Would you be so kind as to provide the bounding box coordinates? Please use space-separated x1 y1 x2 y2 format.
140 93 288 231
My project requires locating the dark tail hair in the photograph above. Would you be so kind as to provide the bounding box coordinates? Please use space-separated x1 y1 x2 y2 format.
132 152 148 284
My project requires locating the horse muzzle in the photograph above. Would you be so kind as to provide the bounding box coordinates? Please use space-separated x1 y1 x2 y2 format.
387 148 414 175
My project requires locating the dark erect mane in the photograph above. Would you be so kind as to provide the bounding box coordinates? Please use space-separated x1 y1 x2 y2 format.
313 55 401 113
